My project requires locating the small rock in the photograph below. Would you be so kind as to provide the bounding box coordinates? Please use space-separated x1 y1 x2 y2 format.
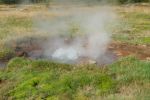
142 45 147 48
146 57 150 61
114 51 122 56
88 60 97 64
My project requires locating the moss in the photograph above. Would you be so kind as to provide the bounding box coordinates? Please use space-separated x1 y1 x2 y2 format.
9 77 40 99
0 59 116 99
1 55 150 99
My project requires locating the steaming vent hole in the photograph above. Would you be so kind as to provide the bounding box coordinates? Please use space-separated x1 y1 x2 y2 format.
3 36 118 65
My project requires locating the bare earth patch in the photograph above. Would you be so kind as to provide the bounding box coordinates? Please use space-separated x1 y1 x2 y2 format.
1 39 150 67
109 41 150 60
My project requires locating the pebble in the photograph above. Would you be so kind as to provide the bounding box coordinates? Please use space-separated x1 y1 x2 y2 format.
88 60 97 64
146 57 150 61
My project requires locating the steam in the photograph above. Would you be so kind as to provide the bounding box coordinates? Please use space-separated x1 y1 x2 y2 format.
52 47 78 61
34 6 117 63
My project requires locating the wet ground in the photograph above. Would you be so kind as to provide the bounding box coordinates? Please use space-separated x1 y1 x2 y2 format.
109 41 150 60
0 62 6 68
0 39 150 67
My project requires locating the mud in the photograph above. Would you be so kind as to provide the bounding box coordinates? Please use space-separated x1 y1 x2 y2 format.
109 41 150 60
0 62 7 68
0 39 149 67
12 40 150 64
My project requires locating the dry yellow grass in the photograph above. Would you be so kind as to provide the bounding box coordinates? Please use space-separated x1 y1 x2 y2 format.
114 3 150 13
0 3 149 46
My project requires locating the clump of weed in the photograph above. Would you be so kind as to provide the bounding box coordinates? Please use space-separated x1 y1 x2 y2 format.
7 57 31 70
31 60 73 71
0 48 15 61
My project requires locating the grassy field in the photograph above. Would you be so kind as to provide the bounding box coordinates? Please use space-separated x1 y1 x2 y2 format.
0 3 150 100
113 4 150 45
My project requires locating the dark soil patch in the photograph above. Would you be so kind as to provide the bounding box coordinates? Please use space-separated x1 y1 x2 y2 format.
108 41 150 60
1 37 149 67
0 62 7 68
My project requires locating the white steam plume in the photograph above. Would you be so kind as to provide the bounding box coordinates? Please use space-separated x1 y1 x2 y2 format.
34 6 117 63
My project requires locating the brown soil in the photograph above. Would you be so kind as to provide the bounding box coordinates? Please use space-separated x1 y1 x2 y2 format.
1 40 149 67
108 41 150 60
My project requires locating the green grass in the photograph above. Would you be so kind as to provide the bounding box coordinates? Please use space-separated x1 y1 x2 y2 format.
109 56 150 84
113 11 150 45
0 57 117 99
0 56 150 99
121 11 150 33
0 4 150 100
0 16 33 39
